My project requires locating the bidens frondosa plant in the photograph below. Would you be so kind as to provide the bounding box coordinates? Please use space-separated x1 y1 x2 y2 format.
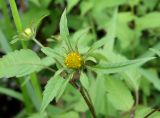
5 6 156 118
39 9 155 118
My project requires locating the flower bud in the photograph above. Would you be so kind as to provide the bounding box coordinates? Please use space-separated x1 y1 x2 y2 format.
21 28 34 40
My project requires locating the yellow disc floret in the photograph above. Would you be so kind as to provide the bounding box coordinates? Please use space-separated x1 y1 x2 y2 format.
64 52 82 69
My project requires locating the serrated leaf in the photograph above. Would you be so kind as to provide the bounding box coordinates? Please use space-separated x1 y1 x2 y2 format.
60 9 72 51
41 70 70 112
0 49 41 78
105 78 134 111
41 47 63 58
89 57 155 74
56 73 73 101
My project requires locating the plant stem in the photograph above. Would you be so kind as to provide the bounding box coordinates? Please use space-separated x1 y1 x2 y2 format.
70 81 96 118
144 108 160 118
9 0 42 113
30 73 42 101
9 0 27 49
130 90 139 118
32 37 44 48
80 87 97 118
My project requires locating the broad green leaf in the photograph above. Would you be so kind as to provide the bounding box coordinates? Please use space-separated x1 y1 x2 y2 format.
36 56 55 72
22 7 49 28
0 87 23 101
0 49 41 78
105 78 134 111
93 0 127 8
52 111 79 118
80 1 93 16
150 48 160 57
136 12 160 30
67 0 79 13
104 8 117 52
89 57 155 74
27 112 47 118
135 106 152 118
116 12 137 49
28 0 41 6
80 72 89 90
41 70 67 112
121 69 141 91
0 29 12 53
41 47 64 68
135 106 160 118
139 69 160 91
93 76 107 115
40 0 52 8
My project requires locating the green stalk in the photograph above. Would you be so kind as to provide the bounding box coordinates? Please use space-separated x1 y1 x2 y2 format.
30 73 42 101
0 0 13 37
9 0 22 33
9 0 42 113
9 0 26 49
19 78 33 113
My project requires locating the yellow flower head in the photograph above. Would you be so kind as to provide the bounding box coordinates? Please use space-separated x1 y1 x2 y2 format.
64 52 82 69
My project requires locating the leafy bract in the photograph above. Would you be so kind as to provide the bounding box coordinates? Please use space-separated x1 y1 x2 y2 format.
89 57 155 74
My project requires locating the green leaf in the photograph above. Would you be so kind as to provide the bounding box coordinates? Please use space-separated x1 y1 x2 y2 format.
136 12 160 30
139 69 160 91
36 56 55 72
89 57 155 74
0 29 12 53
67 0 79 13
40 70 67 112
105 78 134 111
121 69 141 91
86 36 107 57
56 73 73 101
93 0 127 8
135 106 160 118
60 9 72 51
53 111 79 118
135 106 152 118
150 48 160 57
80 1 93 16
41 47 62 58
0 49 41 78
104 8 117 52
80 72 89 90
27 112 48 118
0 87 23 101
